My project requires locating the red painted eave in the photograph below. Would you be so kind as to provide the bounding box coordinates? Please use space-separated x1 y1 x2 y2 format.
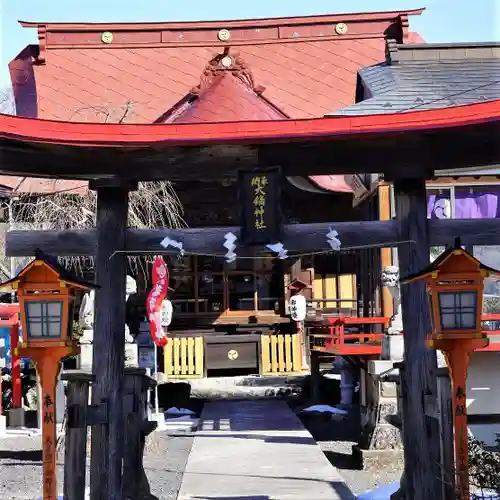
0 99 497 148
18 8 424 30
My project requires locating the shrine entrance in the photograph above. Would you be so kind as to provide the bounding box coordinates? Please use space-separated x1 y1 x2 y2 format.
1 100 499 499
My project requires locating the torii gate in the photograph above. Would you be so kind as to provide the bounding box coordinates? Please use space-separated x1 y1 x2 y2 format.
1 99 499 500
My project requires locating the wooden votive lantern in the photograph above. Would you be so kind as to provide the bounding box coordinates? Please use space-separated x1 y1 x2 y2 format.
401 238 500 500
0 248 97 500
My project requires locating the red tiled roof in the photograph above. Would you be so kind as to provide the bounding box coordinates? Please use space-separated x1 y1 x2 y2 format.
309 175 354 193
162 49 288 123
7 9 424 194
10 9 424 122
0 176 87 195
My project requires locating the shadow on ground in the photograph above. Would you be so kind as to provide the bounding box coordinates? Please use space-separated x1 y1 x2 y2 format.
0 449 42 461
190 432 316 445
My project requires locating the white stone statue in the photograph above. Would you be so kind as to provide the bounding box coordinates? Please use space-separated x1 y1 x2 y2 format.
333 357 355 408
124 275 137 344
126 275 137 300
78 289 95 370
79 289 95 330
381 266 403 335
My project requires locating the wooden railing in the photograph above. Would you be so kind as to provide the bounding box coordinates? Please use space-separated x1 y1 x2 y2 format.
261 333 303 375
309 316 388 355
479 313 500 351
309 313 500 356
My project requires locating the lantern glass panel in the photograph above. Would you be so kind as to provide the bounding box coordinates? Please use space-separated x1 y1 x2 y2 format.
25 300 64 338
438 291 477 330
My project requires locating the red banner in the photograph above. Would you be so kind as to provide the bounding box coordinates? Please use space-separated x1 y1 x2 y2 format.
146 256 169 347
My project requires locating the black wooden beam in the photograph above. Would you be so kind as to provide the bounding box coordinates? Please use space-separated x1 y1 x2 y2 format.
7 218 500 257
6 221 399 257
2 121 498 181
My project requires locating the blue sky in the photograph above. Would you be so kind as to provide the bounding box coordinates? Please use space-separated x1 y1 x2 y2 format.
1 0 499 86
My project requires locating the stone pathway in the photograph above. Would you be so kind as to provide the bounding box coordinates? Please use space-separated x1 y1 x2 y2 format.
177 400 354 500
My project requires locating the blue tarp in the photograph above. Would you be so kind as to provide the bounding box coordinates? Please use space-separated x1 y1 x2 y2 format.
0 326 31 371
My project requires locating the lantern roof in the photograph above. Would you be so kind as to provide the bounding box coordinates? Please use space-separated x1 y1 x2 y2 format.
0 249 98 290
287 279 309 292
401 238 500 285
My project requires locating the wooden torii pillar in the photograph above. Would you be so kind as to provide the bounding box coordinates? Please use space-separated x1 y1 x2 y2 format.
89 180 137 500
393 176 441 499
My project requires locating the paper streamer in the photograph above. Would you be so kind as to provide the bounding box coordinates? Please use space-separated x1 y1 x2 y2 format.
326 228 342 251
266 242 288 259
160 236 185 256
223 232 238 263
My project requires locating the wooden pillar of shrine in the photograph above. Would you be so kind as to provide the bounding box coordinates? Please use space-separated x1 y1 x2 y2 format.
393 177 442 499
378 182 394 319
89 181 135 500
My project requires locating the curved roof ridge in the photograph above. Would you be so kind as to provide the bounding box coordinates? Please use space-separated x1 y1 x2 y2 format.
18 8 425 30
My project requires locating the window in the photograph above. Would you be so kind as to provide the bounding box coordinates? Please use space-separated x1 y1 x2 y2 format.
198 273 224 312
255 257 282 311
473 246 500 316
438 291 477 330
427 185 500 312
169 256 197 313
167 255 284 314
25 300 63 338
427 185 500 220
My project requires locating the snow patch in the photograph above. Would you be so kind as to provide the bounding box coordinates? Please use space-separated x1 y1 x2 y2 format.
301 404 348 415
164 407 195 416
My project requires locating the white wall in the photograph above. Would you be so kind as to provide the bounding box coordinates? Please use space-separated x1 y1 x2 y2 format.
467 352 500 415
467 352 500 446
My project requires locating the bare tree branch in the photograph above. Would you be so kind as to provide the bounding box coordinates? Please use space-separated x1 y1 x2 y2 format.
0 86 16 115
11 181 186 275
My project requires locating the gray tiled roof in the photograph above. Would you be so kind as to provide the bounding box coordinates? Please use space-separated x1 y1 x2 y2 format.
329 42 500 116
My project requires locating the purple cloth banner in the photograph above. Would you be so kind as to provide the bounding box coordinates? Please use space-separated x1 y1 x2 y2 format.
427 190 500 219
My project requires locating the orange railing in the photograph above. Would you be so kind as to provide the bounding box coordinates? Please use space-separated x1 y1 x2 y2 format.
479 313 500 351
310 313 500 355
309 316 389 355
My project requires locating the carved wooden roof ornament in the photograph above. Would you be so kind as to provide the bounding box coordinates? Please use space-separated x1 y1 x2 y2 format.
190 47 266 96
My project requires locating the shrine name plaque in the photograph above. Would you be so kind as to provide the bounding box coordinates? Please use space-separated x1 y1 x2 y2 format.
239 167 282 246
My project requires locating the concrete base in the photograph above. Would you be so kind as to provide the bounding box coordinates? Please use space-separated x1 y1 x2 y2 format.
125 343 139 368
7 407 25 428
381 335 404 361
164 416 200 432
79 343 93 372
362 360 402 453
186 374 307 399
352 444 404 472
0 414 6 435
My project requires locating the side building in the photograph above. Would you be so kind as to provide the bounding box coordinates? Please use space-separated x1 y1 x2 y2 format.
338 40 500 445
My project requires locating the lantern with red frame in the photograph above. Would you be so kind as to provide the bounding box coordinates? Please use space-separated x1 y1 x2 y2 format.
401 238 497 342
400 238 500 500
0 249 97 500
4 251 95 349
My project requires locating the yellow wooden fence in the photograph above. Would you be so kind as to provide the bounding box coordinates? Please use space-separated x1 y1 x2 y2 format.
260 333 302 375
164 337 204 378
